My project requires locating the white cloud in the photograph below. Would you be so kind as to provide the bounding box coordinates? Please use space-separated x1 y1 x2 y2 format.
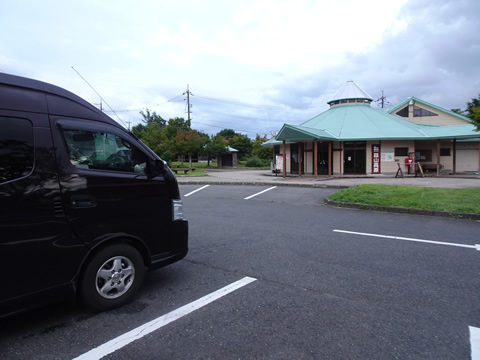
0 0 478 136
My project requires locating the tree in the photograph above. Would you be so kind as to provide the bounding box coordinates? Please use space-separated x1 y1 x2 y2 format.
176 130 206 167
217 128 236 140
164 117 192 139
139 109 166 128
229 133 253 160
204 134 229 166
468 107 480 131
452 94 480 131
132 109 166 138
251 134 273 163
465 94 480 131
450 108 465 115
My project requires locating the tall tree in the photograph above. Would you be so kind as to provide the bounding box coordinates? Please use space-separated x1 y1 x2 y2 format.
465 94 480 130
176 130 206 167
139 109 166 128
252 134 273 163
204 134 229 166
217 128 236 140
229 133 253 160
133 109 166 138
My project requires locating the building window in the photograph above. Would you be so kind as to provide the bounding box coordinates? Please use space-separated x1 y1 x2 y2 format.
394 147 409 156
396 106 409 117
413 106 438 117
415 149 432 162
440 148 451 156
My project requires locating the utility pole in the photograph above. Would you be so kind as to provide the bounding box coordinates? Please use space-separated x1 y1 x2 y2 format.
376 90 389 108
183 84 193 127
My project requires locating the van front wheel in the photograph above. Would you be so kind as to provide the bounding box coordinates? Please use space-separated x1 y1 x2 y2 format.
80 244 145 311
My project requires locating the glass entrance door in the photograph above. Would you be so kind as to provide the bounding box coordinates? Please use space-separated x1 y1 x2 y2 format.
316 142 330 175
290 143 304 174
344 142 366 174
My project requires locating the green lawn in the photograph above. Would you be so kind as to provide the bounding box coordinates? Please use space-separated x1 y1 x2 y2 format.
328 184 480 214
170 161 269 171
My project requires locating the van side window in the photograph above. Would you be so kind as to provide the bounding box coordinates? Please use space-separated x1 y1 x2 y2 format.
0 117 34 183
62 130 148 174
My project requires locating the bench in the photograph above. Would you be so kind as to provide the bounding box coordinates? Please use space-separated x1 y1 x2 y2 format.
172 168 195 174
420 163 443 173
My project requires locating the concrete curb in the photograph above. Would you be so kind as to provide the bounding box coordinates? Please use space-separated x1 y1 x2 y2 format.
177 180 348 189
325 199 480 220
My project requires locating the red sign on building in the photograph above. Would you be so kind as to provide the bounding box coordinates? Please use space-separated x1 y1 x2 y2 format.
372 144 380 174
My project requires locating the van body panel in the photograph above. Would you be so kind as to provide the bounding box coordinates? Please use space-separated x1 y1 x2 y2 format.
1 115 87 305
0 73 188 317
49 117 175 254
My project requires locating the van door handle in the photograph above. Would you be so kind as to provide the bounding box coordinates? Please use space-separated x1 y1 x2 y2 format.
71 195 97 208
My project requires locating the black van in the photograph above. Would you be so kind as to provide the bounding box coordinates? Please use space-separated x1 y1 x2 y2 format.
0 73 188 317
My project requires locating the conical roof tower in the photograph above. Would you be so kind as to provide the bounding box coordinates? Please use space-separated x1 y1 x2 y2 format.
327 80 373 106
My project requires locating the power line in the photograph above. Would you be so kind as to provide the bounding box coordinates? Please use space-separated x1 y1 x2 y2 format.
104 94 184 113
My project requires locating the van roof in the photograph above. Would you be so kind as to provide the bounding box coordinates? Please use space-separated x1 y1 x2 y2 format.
0 72 122 128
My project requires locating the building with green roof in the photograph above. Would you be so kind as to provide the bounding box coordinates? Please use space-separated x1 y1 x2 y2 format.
264 81 479 177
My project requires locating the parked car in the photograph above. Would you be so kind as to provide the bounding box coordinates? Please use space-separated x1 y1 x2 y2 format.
0 73 188 317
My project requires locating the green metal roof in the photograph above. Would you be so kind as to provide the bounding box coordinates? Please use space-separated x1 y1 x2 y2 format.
274 103 478 142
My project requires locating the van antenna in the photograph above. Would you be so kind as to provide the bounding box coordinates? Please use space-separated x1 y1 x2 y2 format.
71 66 127 128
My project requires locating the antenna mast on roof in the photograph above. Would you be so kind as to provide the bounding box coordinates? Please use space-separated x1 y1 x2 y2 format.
71 66 127 128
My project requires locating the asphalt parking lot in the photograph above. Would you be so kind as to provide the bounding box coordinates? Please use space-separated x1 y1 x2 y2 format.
1 184 479 359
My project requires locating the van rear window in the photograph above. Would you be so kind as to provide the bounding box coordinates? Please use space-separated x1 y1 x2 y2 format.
0 117 34 183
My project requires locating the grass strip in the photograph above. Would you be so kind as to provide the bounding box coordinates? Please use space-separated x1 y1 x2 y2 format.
328 184 480 214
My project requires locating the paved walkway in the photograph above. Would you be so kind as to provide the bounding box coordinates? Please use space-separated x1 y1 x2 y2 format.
177 168 480 189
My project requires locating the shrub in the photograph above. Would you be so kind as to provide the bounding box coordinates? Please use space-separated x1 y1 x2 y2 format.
245 156 267 167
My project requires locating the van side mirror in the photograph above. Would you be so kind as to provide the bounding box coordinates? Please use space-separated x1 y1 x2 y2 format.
152 159 165 176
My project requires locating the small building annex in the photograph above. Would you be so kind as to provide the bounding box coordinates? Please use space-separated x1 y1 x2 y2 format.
264 81 480 177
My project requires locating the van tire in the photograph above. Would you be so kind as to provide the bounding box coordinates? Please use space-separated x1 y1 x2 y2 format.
79 244 145 311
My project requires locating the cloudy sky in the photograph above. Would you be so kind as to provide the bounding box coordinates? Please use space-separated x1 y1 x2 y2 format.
1 0 479 138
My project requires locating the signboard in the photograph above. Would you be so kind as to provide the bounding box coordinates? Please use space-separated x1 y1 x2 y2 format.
372 144 380 174
381 151 394 162
275 155 283 171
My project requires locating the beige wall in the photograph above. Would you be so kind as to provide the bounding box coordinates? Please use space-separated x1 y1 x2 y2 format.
281 139 479 176
375 140 415 174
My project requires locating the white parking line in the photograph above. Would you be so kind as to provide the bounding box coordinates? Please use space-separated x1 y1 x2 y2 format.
73 276 257 360
244 186 277 200
333 230 480 250
470 326 480 360
184 184 210 197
